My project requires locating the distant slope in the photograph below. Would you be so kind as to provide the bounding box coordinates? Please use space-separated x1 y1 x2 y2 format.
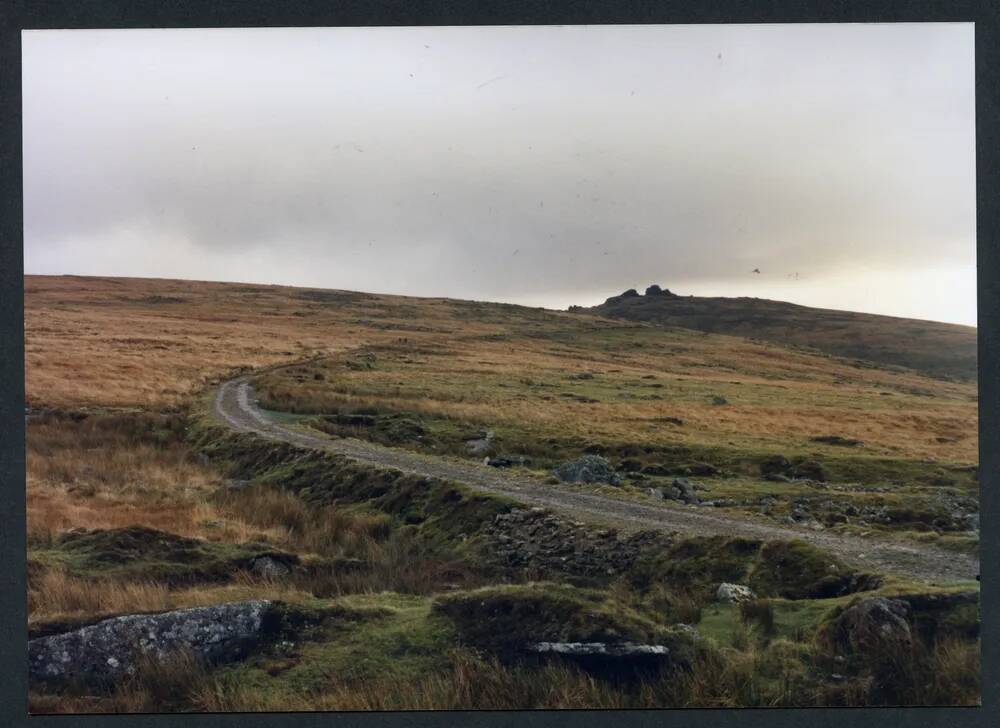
584 289 977 381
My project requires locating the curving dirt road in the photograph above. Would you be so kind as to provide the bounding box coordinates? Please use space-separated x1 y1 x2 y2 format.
213 377 979 584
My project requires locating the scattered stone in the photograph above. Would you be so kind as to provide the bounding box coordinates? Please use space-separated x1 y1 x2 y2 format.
29 600 274 684
790 502 812 522
710 395 728 406
487 455 529 468
569 372 595 380
715 583 756 604
484 508 671 578
251 556 292 579
666 478 701 504
709 498 737 507
464 429 495 455
552 455 621 486
671 623 699 639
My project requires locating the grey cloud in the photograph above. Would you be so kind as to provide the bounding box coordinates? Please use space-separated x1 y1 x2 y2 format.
22 24 975 323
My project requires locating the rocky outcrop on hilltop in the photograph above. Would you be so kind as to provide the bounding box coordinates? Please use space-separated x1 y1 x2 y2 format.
603 285 678 305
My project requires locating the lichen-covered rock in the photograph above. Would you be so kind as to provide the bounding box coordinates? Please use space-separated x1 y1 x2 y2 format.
524 629 703 676
251 555 292 579
715 583 756 603
832 597 912 654
552 455 621 486
29 600 273 684
530 641 669 656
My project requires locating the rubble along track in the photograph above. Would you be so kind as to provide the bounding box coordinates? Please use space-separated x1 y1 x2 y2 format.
213 377 979 584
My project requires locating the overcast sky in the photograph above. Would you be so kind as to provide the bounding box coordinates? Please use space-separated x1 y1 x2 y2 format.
22 24 976 325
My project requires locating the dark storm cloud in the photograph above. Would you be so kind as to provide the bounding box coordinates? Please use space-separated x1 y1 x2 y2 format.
23 24 976 324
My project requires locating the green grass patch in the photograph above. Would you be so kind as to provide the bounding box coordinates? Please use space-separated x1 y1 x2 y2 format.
30 526 295 585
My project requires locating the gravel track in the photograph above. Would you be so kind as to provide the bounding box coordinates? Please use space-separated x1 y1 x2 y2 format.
213 377 978 584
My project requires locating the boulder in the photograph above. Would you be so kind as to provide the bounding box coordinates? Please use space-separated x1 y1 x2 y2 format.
527 639 693 678
552 455 621 486
251 556 292 579
29 600 274 684
715 583 756 604
645 284 663 296
667 478 701 504
710 395 728 406
831 597 912 654
530 641 669 657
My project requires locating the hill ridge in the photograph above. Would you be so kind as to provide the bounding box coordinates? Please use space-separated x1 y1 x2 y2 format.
581 287 977 381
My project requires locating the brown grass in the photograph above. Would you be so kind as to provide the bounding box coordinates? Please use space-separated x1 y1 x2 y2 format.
28 567 316 628
23 274 981 711
26 275 977 462
24 275 498 408
25 412 287 550
212 486 392 560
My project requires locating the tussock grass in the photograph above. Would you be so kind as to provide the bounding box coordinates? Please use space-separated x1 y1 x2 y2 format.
213 485 392 560
30 649 211 714
28 569 171 626
740 599 777 638
28 568 317 630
